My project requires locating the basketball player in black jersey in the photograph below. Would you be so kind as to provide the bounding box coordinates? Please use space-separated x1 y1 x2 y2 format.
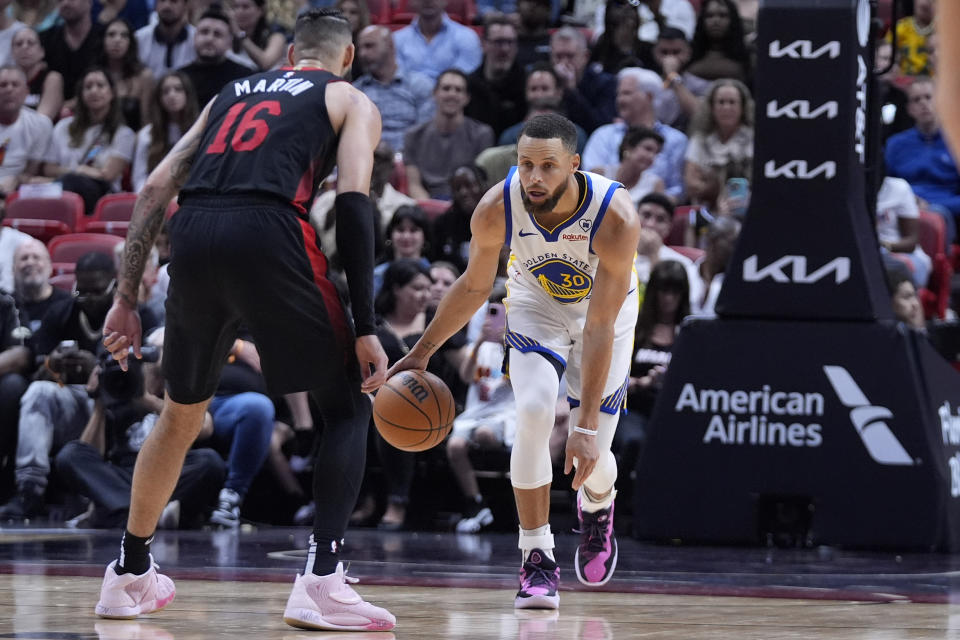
93 9 396 631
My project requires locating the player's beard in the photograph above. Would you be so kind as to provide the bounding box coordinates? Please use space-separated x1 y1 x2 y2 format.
520 179 569 215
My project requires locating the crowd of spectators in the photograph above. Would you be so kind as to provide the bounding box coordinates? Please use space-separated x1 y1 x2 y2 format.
0 0 951 535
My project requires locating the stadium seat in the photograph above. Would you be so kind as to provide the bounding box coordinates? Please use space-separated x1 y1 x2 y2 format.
4 191 85 243
416 198 452 221
368 0 392 23
83 192 138 237
666 205 696 246
390 158 409 195
48 233 124 275
917 210 953 319
668 245 704 263
49 272 75 292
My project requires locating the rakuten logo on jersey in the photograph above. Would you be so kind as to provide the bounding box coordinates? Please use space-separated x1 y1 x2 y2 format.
768 40 840 59
743 255 851 284
766 100 838 120
763 160 836 180
561 233 588 241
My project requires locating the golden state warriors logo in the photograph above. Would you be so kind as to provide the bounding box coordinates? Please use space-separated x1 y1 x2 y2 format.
529 259 593 304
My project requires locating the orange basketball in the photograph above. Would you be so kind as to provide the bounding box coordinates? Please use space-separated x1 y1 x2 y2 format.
373 370 456 452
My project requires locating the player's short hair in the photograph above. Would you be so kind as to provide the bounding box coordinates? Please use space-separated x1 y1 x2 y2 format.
294 8 353 61
518 113 578 154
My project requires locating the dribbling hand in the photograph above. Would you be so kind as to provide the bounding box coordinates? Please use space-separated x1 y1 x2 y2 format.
384 352 430 383
356 334 389 393
101 299 142 372
565 431 599 491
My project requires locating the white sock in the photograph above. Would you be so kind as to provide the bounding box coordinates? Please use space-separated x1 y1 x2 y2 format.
580 486 616 513
519 524 554 561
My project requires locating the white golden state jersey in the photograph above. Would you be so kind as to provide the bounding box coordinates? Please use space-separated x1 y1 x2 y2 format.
503 167 638 306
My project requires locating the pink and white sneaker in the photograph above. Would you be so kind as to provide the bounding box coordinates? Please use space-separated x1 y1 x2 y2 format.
514 549 560 610
282 563 396 631
95 558 176 619
574 497 618 587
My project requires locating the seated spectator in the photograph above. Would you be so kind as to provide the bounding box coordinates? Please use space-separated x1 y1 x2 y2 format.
690 216 739 316
876 40 913 142
432 165 486 272
374 205 433 294
0 208 34 296
615 126 664 202
0 66 53 198
40 67 137 213
0 290 29 501
99 18 154 131
403 69 494 200
477 0 563 28
179 8 254 107
336 0 370 79
14 0 59 32
373 258 466 529
13 238 69 331
353 26 434 153
135 0 196 79
549 27 617 134
465 15 526 139
885 76 960 246
684 79 754 208
498 62 588 154
92 0 149 31
40 0 105 105
888 0 934 77
311 141 416 269
447 283 512 533
618 259 689 484
633 192 700 303
392 0 483 82
56 331 225 529
0 252 158 519
877 173 931 288
887 267 926 330
582 67 687 199
12 28 64 123
132 71 199 192
0 0 25 70
428 260 459 315
226 0 289 71
514 0 552 70
686 0 750 83
589 0 654 74
652 27 710 132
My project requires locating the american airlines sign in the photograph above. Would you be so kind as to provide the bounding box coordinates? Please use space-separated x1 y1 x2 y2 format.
766 100 838 120
768 40 841 59
763 160 837 180
743 255 852 284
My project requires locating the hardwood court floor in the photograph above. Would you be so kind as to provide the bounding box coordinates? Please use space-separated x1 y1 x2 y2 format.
3 575 960 639
3 527 960 638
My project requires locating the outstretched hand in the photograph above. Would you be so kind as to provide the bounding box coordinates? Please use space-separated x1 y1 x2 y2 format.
102 300 142 372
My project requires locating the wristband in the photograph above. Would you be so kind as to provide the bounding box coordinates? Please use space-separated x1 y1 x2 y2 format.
573 426 598 436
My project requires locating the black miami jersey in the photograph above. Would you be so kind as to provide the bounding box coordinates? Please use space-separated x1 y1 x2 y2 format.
181 67 343 213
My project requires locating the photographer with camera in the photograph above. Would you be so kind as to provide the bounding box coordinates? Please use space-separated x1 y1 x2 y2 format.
0 251 159 520
56 331 225 529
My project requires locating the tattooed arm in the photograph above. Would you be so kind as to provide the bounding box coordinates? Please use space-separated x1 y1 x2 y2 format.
114 101 213 310
103 101 213 369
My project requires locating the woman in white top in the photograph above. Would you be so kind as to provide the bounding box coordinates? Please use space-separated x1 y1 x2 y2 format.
615 125 665 204
132 71 199 193
684 78 754 208
877 175 932 287
40 67 136 213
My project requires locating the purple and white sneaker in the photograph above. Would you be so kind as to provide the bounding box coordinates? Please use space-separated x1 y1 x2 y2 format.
514 549 560 609
574 497 618 586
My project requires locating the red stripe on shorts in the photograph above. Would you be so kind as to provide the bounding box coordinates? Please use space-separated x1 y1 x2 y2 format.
297 218 350 348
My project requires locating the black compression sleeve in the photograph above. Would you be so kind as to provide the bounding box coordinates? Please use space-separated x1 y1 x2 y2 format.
334 192 377 336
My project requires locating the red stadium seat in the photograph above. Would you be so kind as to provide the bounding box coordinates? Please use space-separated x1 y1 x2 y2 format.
666 205 696 246
416 198 452 221
48 233 124 270
83 192 138 237
4 191 85 243
668 245 704 262
917 210 953 319
367 0 392 23
390 158 409 195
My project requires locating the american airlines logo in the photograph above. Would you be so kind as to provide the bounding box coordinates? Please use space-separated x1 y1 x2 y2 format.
768 40 841 59
766 100 838 120
743 255 851 284
763 160 836 180
823 366 913 466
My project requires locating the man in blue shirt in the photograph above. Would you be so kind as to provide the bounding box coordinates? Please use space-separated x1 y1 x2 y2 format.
549 27 617 134
393 0 483 81
886 76 960 246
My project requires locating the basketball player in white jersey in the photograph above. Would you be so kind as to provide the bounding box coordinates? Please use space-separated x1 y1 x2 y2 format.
387 113 641 608
937 3 960 157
